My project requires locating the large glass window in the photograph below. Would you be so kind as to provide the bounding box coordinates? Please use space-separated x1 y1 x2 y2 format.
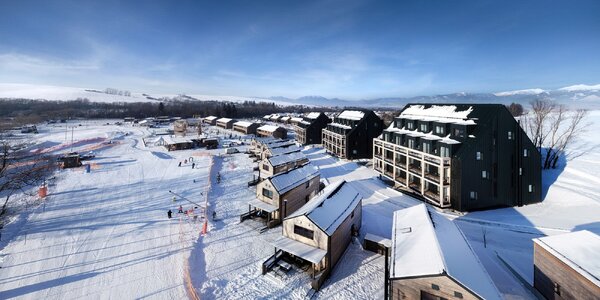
435 125 444 135
294 225 314 239
440 146 450 157
422 142 431 153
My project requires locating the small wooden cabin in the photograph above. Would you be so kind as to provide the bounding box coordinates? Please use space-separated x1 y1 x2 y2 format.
389 204 501 300
160 136 194 151
269 180 362 291
533 230 600 300
202 116 218 125
257 125 288 139
259 152 309 178
249 163 320 227
216 118 236 129
233 121 260 134
261 144 302 159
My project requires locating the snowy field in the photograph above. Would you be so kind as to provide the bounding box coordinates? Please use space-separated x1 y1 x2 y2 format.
1 111 600 299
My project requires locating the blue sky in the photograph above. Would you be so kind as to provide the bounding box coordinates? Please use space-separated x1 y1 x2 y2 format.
0 0 599 99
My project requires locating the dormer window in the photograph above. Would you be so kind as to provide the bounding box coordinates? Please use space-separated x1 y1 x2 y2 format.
407 122 414 130
435 125 444 135
420 124 428 132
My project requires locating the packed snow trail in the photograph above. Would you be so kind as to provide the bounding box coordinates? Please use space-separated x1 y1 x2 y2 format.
0 125 210 299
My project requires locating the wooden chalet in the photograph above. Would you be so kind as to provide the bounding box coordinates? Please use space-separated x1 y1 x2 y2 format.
250 137 280 155
294 112 331 145
202 116 218 125
259 152 309 178
216 118 236 129
233 121 260 135
533 230 600 300
389 204 501 300
249 163 320 227
267 180 362 291
322 110 383 159
257 125 288 139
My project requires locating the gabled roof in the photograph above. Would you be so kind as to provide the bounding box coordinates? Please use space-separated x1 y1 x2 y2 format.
306 112 322 119
265 140 296 150
390 204 501 299
533 230 600 287
290 117 304 123
337 110 365 121
267 151 307 167
204 116 217 121
269 145 302 156
287 180 362 236
234 121 256 127
217 117 233 123
269 163 319 194
258 125 284 133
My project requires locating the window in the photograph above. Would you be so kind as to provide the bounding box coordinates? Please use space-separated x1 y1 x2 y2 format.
435 125 444 135
529 184 534 193
420 124 428 132
440 146 450 158
294 225 314 239
408 139 415 149
423 143 431 153
453 128 464 138
431 284 440 290
262 188 273 199
482 171 488 179
305 195 309 203
508 131 513 140
524 149 529 157
470 191 478 200
519 167 522 175
305 181 310 189
454 291 463 299
476 152 482 160
262 164 270 171
407 122 414 130
554 282 561 296
351 210 355 218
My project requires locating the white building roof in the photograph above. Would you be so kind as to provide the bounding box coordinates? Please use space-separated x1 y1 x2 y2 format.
161 136 192 145
287 180 361 236
258 125 283 133
269 145 302 156
217 117 233 123
329 123 352 130
263 114 272 119
400 105 476 125
265 140 296 150
306 112 321 119
280 116 291 121
271 236 327 264
533 230 600 287
390 204 501 299
337 110 365 121
204 116 217 121
384 124 461 145
234 121 255 127
267 152 307 167
269 163 319 194
290 117 304 123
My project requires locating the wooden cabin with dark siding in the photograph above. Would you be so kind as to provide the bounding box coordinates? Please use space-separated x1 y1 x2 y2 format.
257 125 288 139
233 121 260 135
373 104 541 211
216 118 236 129
268 180 362 291
389 204 501 300
259 152 309 178
533 231 600 300
294 112 331 145
202 116 218 125
249 163 320 227
322 110 383 159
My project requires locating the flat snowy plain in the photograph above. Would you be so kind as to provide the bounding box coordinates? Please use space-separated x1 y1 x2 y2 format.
1 111 599 299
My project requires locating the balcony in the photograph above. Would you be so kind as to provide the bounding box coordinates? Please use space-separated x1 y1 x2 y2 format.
424 190 440 202
409 182 421 192
395 159 406 168
408 164 422 175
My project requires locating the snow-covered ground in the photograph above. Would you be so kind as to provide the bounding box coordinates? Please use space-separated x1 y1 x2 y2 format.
1 110 599 299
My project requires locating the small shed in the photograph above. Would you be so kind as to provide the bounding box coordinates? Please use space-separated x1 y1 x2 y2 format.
161 136 194 151
250 163 320 227
533 230 600 300
257 125 287 139
59 153 82 169
203 116 218 125
268 180 362 291
233 121 260 134
216 118 236 129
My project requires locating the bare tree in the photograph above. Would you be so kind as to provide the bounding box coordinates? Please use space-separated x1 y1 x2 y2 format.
523 99 589 169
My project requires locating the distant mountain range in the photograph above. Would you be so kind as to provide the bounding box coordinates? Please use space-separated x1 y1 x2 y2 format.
1 83 599 109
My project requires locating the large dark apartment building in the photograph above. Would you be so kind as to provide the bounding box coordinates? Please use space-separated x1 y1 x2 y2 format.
373 104 541 211
294 112 331 145
322 110 383 159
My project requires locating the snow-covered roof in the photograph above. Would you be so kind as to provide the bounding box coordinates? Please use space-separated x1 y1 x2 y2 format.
337 110 365 121
328 123 352 130
385 124 461 145
161 136 192 145
204 116 217 121
267 152 307 167
269 145 302 156
258 125 283 133
290 117 304 123
280 116 291 121
217 117 233 123
390 204 501 299
263 114 272 119
248 198 278 213
271 236 327 264
533 230 600 287
265 140 296 150
270 115 281 121
306 112 321 119
234 121 255 127
400 105 476 125
287 180 361 236
269 163 319 194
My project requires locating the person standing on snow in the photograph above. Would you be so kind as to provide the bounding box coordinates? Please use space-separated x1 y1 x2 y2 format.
167 210 172 219
192 162 195 169
178 161 181 167
178 205 183 213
